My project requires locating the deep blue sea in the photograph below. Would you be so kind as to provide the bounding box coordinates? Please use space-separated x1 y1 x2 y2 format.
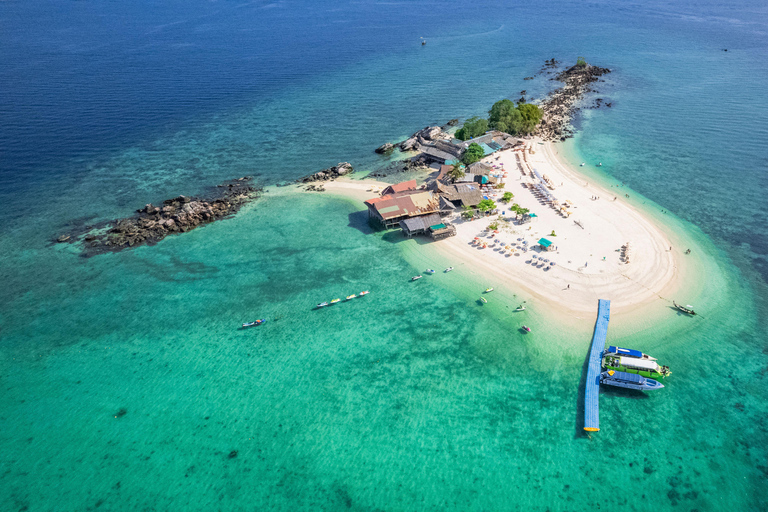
1 1 767 510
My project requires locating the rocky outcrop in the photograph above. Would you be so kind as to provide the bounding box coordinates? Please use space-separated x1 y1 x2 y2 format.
537 61 611 141
375 143 395 154
299 162 354 183
58 177 261 256
399 125 451 152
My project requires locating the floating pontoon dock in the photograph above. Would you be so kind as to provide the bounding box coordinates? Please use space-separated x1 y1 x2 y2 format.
584 299 611 432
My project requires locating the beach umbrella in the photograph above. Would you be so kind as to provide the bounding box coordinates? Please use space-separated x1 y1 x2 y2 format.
474 237 479 240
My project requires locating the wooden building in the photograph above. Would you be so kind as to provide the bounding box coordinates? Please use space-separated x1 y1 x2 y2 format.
400 213 457 240
364 181 440 229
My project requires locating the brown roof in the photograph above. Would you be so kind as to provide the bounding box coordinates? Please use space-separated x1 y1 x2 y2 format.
400 213 443 234
364 190 439 220
382 180 417 195
436 182 484 207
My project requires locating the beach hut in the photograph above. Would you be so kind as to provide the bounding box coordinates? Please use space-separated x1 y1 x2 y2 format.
538 238 553 251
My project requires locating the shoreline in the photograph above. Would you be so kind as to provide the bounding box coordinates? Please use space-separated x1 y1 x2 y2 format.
322 137 702 322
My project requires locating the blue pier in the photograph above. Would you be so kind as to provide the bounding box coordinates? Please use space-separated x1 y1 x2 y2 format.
584 299 611 432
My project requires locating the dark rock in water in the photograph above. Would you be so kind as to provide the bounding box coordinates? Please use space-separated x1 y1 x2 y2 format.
523 76 534 80
114 408 127 418
299 162 354 183
520 90 526 95
56 234 71 243
228 450 238 459
375 143 395 154
446 118 459 126
61 177 261 256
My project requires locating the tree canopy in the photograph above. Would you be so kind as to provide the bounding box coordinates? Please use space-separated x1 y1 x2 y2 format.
461 143 485 165
448 162 465 181
477 199 497 212
488 99 542 135
455 117 488 141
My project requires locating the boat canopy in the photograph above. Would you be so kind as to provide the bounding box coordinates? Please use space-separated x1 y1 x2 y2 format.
608 371 646 384
607 346 643 358
618 357 659 371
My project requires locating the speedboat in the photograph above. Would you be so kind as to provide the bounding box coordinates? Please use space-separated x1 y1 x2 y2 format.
480 297 487 304
444 267 454 273
673 301 696 315
602 354 671 379
600 370 664 391
485 287 494 293
330 298 341 304
425 269 435 274
597 162 603 167
522 325 531 332
603 346 656 361
345 294 356 300
580 162 586 167
242 319 266 328
359 291 370 296
515 305 526 311
316 302 329 308
412 275 422 281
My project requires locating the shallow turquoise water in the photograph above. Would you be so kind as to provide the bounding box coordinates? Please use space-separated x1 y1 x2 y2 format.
1 1 767 510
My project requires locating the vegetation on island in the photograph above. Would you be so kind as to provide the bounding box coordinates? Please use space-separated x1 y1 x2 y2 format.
488 99 543 136
448 162 465 181
509 203 530 217
455 117 489 141
461 143 485 165
454 98 543 163
477 199 497 212
576 56 587 68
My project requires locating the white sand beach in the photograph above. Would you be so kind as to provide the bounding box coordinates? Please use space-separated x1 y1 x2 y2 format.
323 138 683 319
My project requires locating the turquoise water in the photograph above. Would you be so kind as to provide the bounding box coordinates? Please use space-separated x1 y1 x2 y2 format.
1 1 767 510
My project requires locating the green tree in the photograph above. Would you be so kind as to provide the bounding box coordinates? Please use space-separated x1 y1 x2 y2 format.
461 142 485 165
501 192 514 203
517 103 543 134
477 199 497 212
488 99 523 134
455 117 489 141
576 56 587 68
461 205 475 219
448 162 465 181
